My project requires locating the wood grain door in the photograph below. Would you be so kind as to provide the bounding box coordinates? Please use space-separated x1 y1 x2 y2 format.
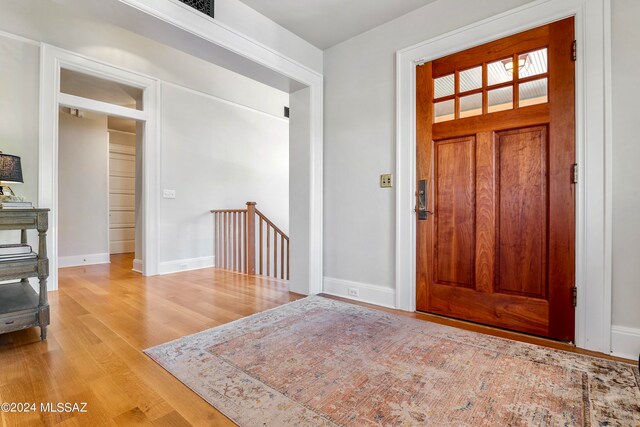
416 18 575 341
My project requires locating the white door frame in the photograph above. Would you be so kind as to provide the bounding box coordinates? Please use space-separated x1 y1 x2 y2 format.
39 44 160 290
395 0 612 353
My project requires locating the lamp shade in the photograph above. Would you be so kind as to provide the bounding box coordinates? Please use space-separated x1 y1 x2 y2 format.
0 153 24 184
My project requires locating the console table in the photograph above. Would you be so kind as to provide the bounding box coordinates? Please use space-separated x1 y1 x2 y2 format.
0 209 50 340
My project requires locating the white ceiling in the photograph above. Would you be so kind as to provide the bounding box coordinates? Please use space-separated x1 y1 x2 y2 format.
236 0 439 50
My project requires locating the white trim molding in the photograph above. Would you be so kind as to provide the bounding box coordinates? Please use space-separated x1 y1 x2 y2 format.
611 326 640 361
323 277 396 309
158 256 214 275
59 93 147 121
395 0 612 353
58 253 110 268
132 258 143 273
39 44 161 291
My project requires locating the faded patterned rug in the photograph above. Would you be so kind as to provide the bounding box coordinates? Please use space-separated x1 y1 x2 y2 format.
145 296 640 426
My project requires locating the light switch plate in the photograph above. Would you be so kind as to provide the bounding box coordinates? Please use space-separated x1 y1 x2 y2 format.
163 189 176 199
380 174 393 188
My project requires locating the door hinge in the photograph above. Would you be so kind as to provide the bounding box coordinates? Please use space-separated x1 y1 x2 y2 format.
572 287 578 307
572 40 577 61
571 163 578 184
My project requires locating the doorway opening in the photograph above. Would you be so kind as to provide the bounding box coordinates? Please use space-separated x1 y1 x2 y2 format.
415 18 576 341
56 68 144 273
108 118 139 269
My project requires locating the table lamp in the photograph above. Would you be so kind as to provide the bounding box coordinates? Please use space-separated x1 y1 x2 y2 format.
0 152 23 196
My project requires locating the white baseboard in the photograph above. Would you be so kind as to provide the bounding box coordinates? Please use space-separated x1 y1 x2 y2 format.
158 256 214 275
323 277 396 308
132 258 143 273
58 253 110 268
611 325 640 361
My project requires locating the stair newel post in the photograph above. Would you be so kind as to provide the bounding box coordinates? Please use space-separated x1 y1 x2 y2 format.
246 202 257 275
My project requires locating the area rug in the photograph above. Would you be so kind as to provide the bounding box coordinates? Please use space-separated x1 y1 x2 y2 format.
145 296 640 426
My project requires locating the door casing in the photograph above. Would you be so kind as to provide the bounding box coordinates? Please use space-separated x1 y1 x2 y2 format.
395 0 613 353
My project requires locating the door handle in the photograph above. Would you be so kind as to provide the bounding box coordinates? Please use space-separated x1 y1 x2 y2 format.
417 179 434 220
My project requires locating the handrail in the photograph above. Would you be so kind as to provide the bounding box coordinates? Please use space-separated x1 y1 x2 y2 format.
255 209 289 242
211 202 289 280
210 209 247 213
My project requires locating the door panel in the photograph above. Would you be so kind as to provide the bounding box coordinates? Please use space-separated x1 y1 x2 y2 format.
496 126 547 298
109 143 136 254
416 18 575 341
434 137 476 287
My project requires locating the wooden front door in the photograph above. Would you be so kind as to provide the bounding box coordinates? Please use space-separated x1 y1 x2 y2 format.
416 18 575 341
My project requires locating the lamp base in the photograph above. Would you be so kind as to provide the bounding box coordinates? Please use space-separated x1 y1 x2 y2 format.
0 186 14 196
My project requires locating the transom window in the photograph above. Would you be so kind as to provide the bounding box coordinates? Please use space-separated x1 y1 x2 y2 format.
433 48 548 123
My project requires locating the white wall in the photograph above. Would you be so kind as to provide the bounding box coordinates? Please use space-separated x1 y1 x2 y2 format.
58 111 110 263
0 36 40 251
0 36 39 206
610 0 640 357
322 0 534 293
289 88 311 294
159 84 289 268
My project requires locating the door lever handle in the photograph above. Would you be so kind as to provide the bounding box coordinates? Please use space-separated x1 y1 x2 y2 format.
417 180 433 220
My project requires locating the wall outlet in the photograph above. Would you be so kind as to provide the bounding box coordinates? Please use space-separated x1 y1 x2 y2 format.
163 189 176 199
380 174 393 188
179 262 188 270
348 288 360 297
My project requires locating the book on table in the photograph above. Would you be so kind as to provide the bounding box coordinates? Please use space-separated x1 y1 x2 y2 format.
0 244 36 261
0 244 32 256
0 201 33 209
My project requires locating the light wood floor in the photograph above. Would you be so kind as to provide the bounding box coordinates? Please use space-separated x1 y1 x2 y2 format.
0 254 301 426
0 254 632 426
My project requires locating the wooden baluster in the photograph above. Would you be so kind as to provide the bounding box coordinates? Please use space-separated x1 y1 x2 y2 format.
238 212 242 272
273 232 277 278
214 213 218 268
259 218 263 275
281 234 284 279
246 202 256 275
234 212 238 271
224 212 228 270
286 239 290 280
266 225 271 277
242 211 246 273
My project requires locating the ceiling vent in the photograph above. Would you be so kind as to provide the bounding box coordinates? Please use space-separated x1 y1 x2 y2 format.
178 0 215 18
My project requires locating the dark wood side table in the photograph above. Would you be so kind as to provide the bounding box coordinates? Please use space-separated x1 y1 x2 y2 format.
0 209 50 340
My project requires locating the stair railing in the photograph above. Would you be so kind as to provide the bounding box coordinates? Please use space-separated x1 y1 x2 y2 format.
211 202 289 280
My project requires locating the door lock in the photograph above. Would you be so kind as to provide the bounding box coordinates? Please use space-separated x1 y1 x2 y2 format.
417 180 433 220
